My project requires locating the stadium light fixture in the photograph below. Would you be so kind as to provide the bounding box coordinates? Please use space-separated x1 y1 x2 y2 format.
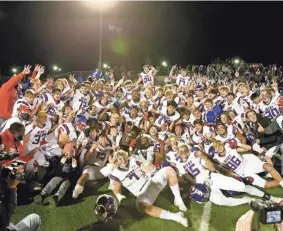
162 61 168 67
234 59 240 64
103 63 108 69
58 68 62 71
53 65 58 71
12 68 17 73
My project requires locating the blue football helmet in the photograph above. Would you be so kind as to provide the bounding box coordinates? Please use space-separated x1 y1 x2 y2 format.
189 184 211 203
94 194 118 222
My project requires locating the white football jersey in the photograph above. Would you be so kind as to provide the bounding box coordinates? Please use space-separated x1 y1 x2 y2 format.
176 74 190 87
275 115 283 131
70 90 90 112
258 96 280 120
192 126 213 153
122 113 142 127
215 125 239 144
87 145 112 167
12 98 36 117
110 156 149 196
45 122 77 144
25 121 52 151
213 145 245 173
139 72 154 86
41 92 64 120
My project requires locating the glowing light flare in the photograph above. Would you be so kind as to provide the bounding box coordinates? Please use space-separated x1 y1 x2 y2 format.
162 61 168 67
12 68 17 73
53 66 58 71
103 63 108 68
82 0 116 11
234 59 240 64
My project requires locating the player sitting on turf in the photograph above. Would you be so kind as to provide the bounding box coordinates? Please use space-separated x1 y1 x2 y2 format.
109 150 188 227
34 142 78 207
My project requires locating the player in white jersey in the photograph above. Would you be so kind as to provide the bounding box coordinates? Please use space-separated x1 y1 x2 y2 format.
110 150 188 227
70 83 90 112
41 88 64 121
169 66 191 87
23 111 52 152
154 100 180 128
192 119 215 153
12 89 37 117
72 133 113 199
212 140 283 189
137 65 157 86
167 145 279 206
122 106 142 127
258 89 280 120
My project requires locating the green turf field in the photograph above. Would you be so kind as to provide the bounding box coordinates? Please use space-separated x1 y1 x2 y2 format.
11 182 283 231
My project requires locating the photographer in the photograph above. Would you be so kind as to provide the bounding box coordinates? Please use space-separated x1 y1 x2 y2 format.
236 193 283 231
0 165 41 231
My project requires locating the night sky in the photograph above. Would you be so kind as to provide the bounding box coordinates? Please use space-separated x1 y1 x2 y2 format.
0 1 283 76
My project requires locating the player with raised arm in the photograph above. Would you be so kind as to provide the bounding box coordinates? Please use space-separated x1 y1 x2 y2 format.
136 65 157 87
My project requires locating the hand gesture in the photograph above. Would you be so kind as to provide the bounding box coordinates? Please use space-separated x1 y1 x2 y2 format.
72 158 77 168
22 65 32 75
38 66 45 74
34 64 41 72
172 64 177 70
108 154 115 164
69 74 76 82
257 123 264 133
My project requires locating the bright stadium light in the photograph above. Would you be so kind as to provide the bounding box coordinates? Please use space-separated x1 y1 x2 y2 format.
58 68 62 71
12 68 17 73
108 66 111 69
103 63 108 69
234 59 240 64
53 65 58 71
162 61 168 67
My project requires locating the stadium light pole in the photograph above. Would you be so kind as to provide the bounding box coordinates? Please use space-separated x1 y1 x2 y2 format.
83 1 116 70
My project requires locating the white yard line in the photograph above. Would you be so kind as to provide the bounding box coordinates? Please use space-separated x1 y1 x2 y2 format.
199 201 212 231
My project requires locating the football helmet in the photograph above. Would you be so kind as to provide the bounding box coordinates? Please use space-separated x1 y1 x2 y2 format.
94 194 118 222
189 183 211 203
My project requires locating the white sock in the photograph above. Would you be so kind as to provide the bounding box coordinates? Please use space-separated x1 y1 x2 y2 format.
279 180 283 188
160 210 181 222
170 184 182 201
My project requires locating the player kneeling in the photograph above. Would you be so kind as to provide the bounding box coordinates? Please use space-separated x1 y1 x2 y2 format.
110 150 188 227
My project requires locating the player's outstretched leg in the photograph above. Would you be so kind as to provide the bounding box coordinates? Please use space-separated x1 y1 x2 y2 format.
72 173 89 199
137 201 188 227
164 166 187 211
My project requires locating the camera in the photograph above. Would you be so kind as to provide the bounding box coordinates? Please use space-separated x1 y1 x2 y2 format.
250 199 283 224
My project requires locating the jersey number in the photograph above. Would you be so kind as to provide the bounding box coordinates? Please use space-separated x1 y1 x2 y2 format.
184 163 201 177
227 156 242 171
32 133 47 145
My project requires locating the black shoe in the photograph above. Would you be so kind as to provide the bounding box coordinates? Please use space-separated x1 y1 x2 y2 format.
34 194 45 205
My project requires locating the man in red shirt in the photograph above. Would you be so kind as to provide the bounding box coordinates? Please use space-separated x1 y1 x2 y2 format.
0 65 32 127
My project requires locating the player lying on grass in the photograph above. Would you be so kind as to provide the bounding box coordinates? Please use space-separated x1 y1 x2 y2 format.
212 140 283 189
109 150 189 227
166 144 282 206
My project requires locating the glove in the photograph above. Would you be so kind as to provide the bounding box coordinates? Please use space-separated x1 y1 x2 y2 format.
243 176 254 185
72 158 77 168
61 156 67 164
228 140 238 149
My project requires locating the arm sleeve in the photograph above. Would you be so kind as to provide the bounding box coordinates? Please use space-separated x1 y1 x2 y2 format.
263 120 281 135
2 73 25 91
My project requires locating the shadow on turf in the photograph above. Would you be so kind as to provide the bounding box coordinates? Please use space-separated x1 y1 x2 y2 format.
75 219 120 231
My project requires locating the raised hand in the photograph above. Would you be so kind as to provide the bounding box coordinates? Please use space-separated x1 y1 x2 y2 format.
34 64 41 72
22 65 32 75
